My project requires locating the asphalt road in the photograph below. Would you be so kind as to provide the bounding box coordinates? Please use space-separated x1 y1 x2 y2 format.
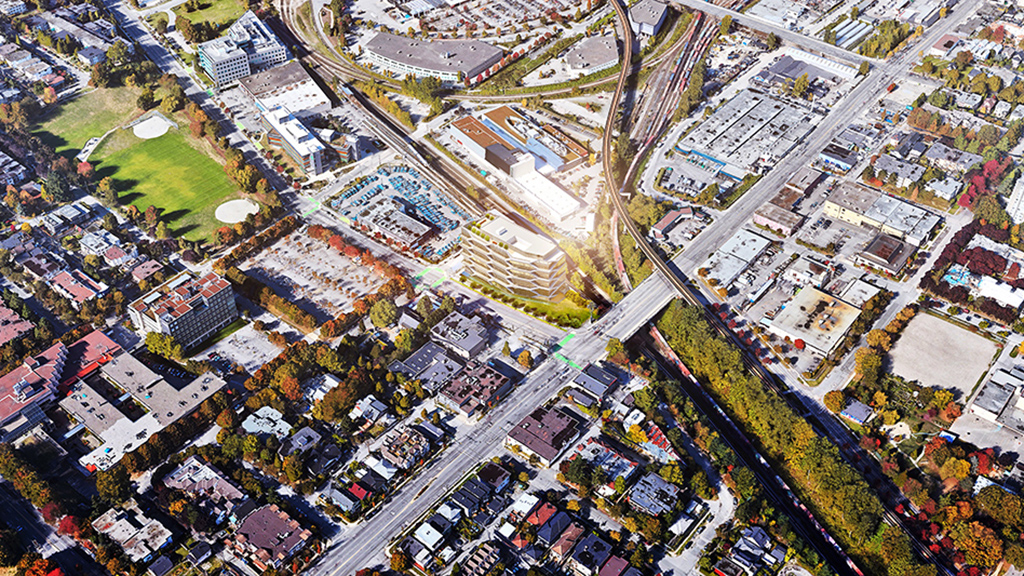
667 0 877 67
304 316 613 576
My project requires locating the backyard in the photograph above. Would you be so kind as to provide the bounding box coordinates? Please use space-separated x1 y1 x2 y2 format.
32 86 141 157
91 128 239 242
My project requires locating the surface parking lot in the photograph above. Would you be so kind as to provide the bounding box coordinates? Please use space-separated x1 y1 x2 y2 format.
243 231 389 322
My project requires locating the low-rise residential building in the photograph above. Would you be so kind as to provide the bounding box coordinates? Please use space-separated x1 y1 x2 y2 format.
506 406 581 467
924 142 983 174
92 499 173 563
128 271 238 350
0 149 28 186
430 311 487 359
438 360 512 418
550 522 585 561
0 302 32 347
628 472 681 516
874 154 926 188
229 504 312 571
463 542 502 576
348 395 391 429
388 341 465 393
51 269 108 309
971 367 1024 422
164 455 247 524
242 406 291 439
380 425 431 469
280 426 321 456
564 437 640 497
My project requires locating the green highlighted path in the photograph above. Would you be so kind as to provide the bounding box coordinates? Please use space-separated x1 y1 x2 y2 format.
553 353 582 369
414 265 448 288
301 198 321 218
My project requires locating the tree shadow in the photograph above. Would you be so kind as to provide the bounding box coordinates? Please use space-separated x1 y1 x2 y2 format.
161 208 191 224
119 191 143 204
172 223 199 238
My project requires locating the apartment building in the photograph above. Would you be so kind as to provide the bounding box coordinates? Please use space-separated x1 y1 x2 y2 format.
128 272 237 350
463 211 569 299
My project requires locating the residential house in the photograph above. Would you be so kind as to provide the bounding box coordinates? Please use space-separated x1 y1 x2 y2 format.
229 504 312 571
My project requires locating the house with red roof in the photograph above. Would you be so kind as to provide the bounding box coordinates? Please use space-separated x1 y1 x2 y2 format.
526 501 557 526
51 269 108 309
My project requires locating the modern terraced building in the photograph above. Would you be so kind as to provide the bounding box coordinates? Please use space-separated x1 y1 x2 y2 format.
463 211 569 299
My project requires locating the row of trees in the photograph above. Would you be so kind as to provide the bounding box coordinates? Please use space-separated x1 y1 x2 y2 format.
655 302 929 576
213 215 300 272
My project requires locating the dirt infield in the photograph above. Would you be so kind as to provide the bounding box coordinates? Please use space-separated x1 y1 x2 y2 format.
215 199 259 224
132 115 174 139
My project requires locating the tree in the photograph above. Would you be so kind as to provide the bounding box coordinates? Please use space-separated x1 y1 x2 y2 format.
217 408 238 429
859 60 870 76
96 465 132 504
518 350 533 369
369 299 397 328
390 550 411 572
146 332 184 360
792 73 810 98
719 15 731 35
156 221 171 239
865 329 891 350
502 341 511 356
824 390 846 413
137 88 155 111
765 32 780 50
0 529 21 566
605 337 624 357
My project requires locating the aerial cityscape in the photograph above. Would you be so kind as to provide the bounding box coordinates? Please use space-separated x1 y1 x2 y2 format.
1 0 1024 575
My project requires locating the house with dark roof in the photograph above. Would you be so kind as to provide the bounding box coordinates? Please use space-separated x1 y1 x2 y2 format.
569 533 613 576
147 556 174 576
307 444 344 476
477 462 511 493
537 511 572 546
187 542 212 566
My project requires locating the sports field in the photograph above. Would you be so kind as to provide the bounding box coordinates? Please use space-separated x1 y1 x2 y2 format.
33 87 140 157
92 128 238 242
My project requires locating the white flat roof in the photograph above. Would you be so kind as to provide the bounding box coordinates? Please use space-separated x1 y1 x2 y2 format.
514 171 582 221
265 106 325 157
719 229 772 263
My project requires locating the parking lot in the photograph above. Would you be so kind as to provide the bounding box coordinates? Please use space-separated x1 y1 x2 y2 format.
197 320 288 375
243 230 391 323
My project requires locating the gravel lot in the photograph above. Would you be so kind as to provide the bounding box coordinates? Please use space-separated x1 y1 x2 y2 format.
889 313 998 398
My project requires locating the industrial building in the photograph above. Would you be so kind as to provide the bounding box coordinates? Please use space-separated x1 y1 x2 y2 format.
678 90 819 173
356 196 435 248
699 228 773 287
822 184 940 246
239 60 331 119
767 287 861 357
971 367 1024 422
753 202 803 236
261 105 328 175
198 11 289 86
463 211 570 299
855 234 913 276
449 110 586 224
363 32 503 84
128 271 238 350
565 35 619 74
628 0 668 37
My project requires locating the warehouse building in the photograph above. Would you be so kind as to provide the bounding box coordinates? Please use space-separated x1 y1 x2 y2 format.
240 60 331 119
364 32 502 84
767 287 861 357
822 184 940 246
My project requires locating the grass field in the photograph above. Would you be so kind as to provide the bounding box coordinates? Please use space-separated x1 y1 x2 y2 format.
33 87 141 158
92 128 239 242
174 0 247 28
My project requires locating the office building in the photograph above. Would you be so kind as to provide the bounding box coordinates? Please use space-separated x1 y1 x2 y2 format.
128 271 238 350
261 105 327 175
198 11 289 86
463 211 569 299
239 60 331 118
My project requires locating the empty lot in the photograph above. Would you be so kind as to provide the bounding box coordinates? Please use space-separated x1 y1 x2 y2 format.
889 313 998 399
